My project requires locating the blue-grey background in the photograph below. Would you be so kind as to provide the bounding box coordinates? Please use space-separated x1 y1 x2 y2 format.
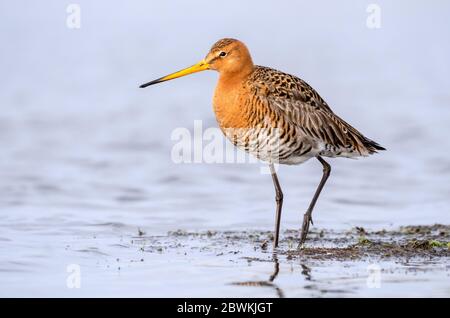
0 1 449 297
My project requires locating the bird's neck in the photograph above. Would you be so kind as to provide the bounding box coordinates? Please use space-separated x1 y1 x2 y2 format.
213 66 255 129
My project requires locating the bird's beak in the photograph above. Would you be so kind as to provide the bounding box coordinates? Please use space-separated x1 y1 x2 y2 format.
139 60 210 88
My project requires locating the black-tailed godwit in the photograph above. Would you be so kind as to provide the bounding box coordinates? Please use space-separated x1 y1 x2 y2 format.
140 38 385 248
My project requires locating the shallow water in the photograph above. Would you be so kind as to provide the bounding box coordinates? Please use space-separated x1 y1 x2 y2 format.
0 1 450 297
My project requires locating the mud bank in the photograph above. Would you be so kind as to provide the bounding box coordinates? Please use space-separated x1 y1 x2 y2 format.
140 224 450 261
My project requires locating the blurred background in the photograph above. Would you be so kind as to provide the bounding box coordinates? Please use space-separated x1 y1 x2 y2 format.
0 1 449 296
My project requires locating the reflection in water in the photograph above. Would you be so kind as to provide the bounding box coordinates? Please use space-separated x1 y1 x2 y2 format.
231 253 285 298
300 264 312 281
231 253 319 298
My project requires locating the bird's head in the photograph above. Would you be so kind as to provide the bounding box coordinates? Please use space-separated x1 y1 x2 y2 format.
205 38 253 74
139 38 254 88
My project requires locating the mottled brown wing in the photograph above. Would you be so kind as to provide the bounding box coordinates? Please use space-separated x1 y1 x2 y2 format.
249 66 381 155
267 95 362 151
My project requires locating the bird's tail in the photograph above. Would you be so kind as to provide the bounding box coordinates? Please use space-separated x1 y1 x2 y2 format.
362 137 386 154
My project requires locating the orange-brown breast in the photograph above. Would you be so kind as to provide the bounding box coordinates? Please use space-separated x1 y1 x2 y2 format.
213 74 246 129
213 73 270 131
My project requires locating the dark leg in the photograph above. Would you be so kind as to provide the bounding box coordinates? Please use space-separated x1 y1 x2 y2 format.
299 156 331 247
270 164 283 248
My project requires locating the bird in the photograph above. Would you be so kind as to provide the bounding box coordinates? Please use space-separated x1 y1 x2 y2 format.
140 38 385 248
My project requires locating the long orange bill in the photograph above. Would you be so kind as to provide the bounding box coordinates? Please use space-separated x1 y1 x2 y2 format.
139 60 210 88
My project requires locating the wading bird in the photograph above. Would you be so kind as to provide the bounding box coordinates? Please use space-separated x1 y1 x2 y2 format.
140 38 385 248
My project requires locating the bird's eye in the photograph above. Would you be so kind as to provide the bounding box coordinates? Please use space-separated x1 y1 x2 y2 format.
219 51 227 57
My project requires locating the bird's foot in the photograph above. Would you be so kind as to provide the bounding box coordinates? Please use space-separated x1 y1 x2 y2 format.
298 212 313 249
